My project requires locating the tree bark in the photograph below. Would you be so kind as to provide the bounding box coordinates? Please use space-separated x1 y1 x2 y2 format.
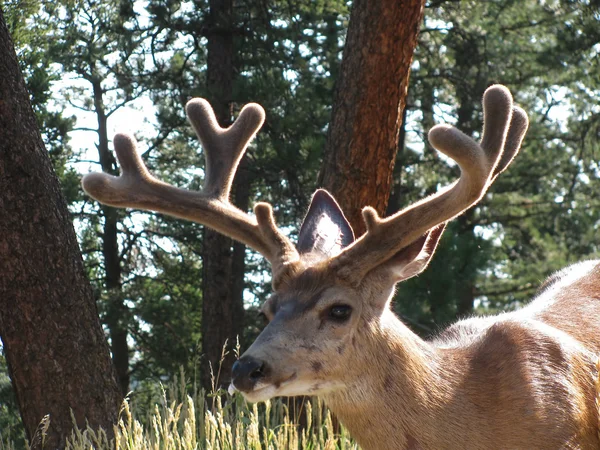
0 9 121 449
200 0 245 393
386 106 408 216
318 0 426 233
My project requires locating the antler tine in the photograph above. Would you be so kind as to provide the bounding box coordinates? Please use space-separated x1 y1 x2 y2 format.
492 105 529 181
82 133 153 207
333 85 528 283
186 99 264 199
82 99 299 276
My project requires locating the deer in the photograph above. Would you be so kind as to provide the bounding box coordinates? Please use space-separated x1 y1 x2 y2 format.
82 85 600 449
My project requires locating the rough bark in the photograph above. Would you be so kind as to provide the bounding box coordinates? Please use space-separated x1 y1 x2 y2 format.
200 0 245 392
318 0 426 234
0 9 121 449
386 106 408 216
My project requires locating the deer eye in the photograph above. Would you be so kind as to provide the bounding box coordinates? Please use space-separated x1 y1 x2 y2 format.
328 304 352 322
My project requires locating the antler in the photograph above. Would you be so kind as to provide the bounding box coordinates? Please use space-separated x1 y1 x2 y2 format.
333 85 529 282
82 99 299 278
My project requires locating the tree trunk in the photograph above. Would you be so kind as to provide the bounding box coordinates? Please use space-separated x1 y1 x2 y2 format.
200 0 245 393
91 77 130 395
0 9 121 449
386 106 408 216
231 158 249 342
318 0 426 233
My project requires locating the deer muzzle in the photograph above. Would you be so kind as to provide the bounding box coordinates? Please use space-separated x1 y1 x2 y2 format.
231 355 270 393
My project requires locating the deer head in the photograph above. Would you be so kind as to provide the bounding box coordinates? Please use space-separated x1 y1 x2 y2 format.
82 85 531 442
229 85 527 402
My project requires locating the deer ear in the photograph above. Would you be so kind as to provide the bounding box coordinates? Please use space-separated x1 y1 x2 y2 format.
297 189 355 258
375 223 446 283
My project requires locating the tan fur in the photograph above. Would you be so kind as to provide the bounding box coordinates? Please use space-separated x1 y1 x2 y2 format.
245 261 600 449
81 87 600 448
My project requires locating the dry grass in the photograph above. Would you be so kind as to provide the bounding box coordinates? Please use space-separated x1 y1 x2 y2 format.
1 342 358 450
62 386 358 450
4 362 600 449
6 353 600 448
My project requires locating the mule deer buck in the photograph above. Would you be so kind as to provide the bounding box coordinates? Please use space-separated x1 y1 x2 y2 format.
83 85 600 449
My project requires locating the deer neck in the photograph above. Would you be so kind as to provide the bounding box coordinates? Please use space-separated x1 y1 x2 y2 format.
322 310 469 450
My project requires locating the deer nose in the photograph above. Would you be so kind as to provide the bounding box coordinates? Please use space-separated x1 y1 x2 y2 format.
232 356 269 392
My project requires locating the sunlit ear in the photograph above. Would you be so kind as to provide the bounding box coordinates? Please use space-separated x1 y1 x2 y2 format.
375 223 446 283
297 189 355 258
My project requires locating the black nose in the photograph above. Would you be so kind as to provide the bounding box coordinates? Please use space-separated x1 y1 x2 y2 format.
232 356 269 392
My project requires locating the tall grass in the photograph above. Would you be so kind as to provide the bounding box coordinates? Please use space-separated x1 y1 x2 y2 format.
4 360 600 448
64 384 358 450
0 340 358 450
0 369 358 450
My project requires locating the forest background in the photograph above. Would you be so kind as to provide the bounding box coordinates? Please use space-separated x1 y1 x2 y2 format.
0 0 599 445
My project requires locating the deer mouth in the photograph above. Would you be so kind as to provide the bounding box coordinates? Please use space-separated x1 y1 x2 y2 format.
229 372 298 402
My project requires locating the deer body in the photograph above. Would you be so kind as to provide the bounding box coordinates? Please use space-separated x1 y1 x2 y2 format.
82 85 600 449
325 260 600 449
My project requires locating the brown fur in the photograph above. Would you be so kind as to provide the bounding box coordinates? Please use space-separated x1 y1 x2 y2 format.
81 90 598 449
242 260 600 450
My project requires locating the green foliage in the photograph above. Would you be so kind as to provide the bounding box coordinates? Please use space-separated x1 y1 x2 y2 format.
0 350 26 450
3 0 349 391
125 245 203 380
2 0 76 191
393 0 600 330
395 222 495 332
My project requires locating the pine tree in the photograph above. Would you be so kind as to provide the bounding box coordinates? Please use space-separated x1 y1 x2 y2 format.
0 7 121 447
